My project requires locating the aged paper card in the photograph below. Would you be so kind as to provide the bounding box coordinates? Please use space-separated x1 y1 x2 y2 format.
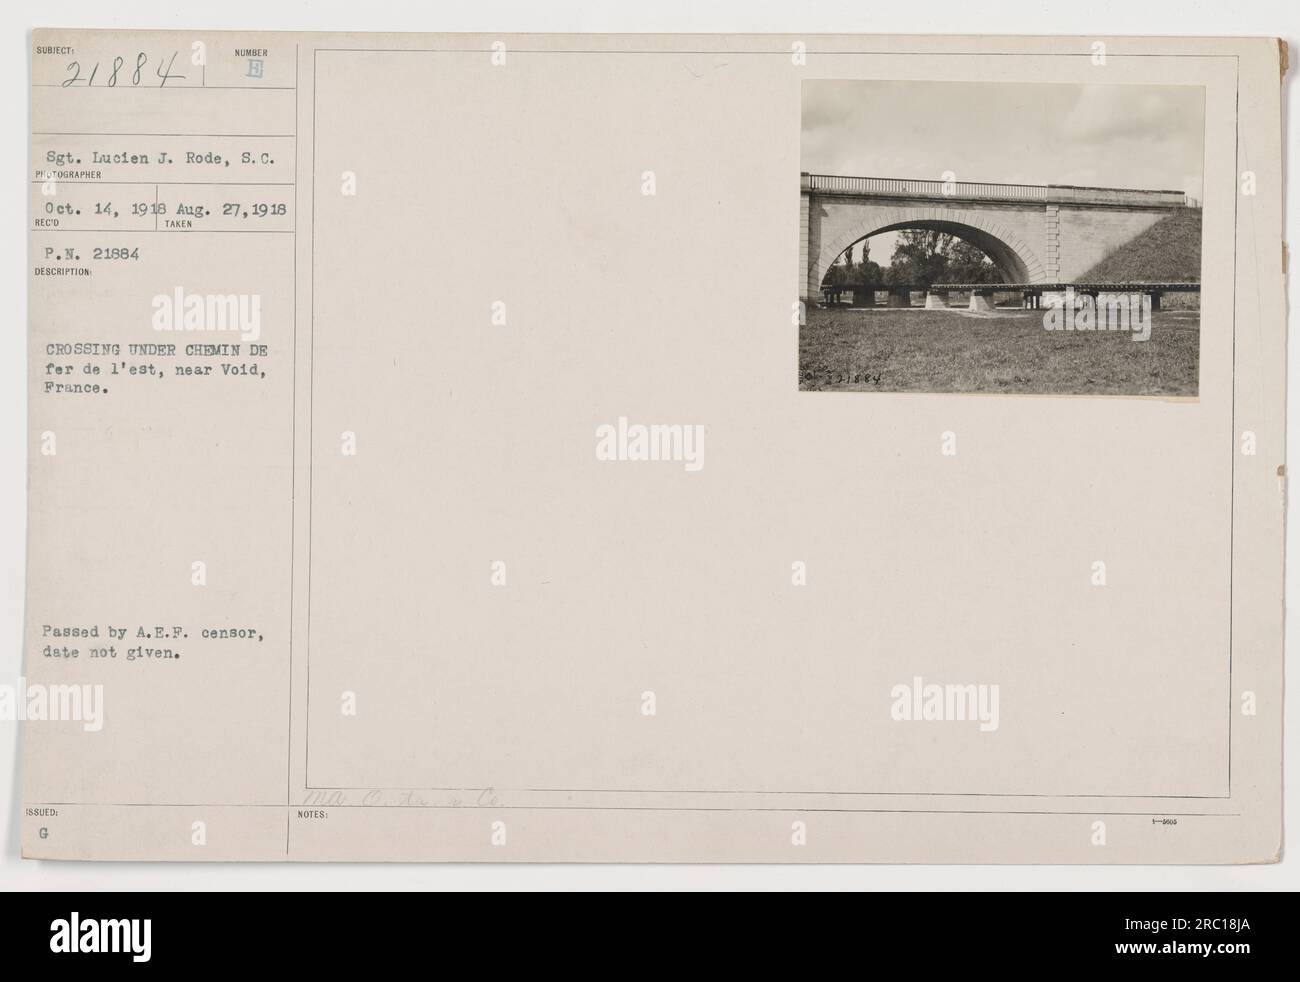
23 30 1286 862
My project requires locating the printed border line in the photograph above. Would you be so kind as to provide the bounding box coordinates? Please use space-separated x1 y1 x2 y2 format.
286 41 300 856
23 47 304 848
299 46 1239 808
30 801 1242 817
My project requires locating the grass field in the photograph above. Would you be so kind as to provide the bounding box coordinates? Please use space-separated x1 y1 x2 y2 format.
1081 209 1202 282
799 306 1200 396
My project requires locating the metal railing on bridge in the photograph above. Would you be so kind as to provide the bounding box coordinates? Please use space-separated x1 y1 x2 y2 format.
801 173 1188 207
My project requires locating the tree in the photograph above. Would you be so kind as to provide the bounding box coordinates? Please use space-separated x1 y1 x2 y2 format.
883 230 1000 286
824 252 850 287
945 240 1000 283
889 229 952 286
852 259 883 286
826 232 1000 291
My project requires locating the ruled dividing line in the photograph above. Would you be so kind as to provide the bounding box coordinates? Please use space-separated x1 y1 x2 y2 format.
35 132 296 138
30 228 296 234
29 181 296 186
28 802 1244 817
33 83 297 90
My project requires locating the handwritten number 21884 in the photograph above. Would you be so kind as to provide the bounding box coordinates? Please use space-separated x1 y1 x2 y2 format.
62 52 185 88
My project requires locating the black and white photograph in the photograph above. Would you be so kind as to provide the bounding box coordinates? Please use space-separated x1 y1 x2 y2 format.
799 79 1206 396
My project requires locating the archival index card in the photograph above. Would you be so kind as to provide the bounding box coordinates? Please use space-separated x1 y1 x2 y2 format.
22 31 1286 862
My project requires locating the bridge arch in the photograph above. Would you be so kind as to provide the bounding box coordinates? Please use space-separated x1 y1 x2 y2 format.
810 203 1050 295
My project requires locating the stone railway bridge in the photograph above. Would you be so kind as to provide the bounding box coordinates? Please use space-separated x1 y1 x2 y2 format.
799 173 1192 303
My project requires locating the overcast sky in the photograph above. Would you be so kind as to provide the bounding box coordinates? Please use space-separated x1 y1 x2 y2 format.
802 80 1205 264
